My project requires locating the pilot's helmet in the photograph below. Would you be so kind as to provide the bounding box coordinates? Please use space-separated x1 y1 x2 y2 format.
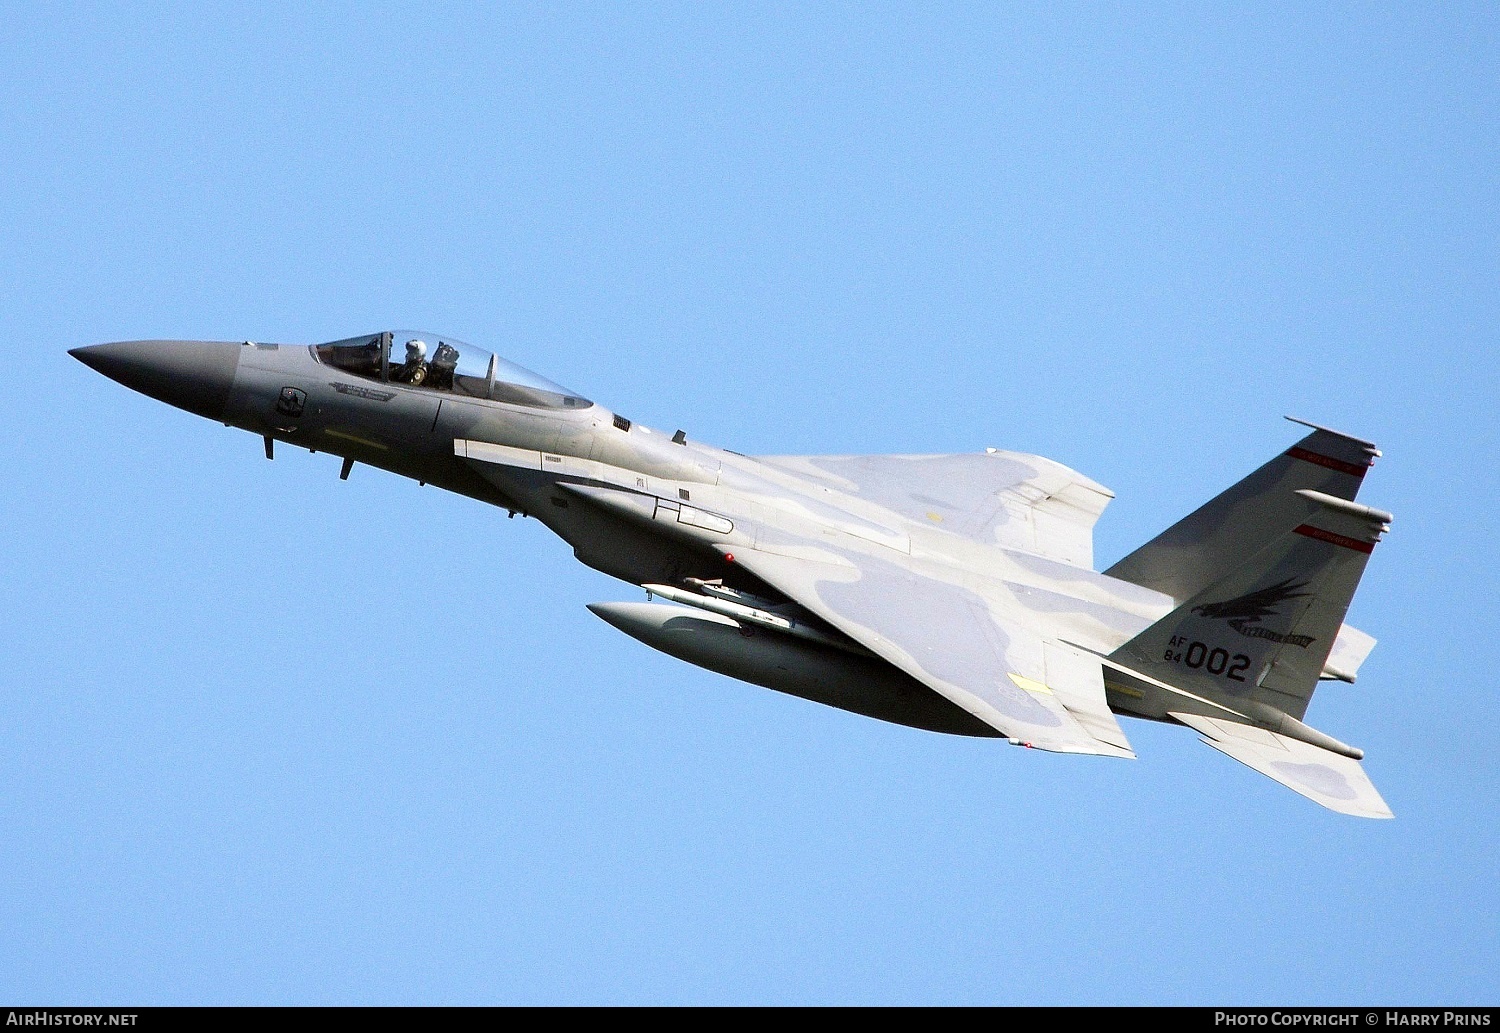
405 339 427 362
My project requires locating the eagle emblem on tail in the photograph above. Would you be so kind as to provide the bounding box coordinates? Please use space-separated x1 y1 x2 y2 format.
1192 578 1312 622
1191 578 1317 648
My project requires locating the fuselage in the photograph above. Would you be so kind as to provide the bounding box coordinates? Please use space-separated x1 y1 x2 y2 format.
70 334 1395 815
73 333 1189 732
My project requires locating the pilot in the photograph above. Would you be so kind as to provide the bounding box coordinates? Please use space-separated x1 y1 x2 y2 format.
394 339 428 385
426 341 460 391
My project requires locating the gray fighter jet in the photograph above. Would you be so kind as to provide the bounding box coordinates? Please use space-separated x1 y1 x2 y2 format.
72 332 1394 817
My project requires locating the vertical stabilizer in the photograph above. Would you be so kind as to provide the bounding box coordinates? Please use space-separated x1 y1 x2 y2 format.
1111 490 1391 722
1105 419 1379 604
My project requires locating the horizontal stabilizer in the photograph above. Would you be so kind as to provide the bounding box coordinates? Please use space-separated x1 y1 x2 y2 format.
1172 712 1392 818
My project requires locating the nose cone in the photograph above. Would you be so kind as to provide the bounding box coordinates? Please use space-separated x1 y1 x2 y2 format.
70 340 242 421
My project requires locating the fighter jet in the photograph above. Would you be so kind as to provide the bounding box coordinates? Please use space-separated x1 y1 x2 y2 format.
71 332 1395 817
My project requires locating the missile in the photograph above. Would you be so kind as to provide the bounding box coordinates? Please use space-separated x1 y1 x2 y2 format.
639 583 865 655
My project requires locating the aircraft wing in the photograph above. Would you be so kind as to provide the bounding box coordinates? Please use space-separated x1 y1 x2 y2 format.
1171 712 1393 818
754 452 1114 568
727 544 1134 757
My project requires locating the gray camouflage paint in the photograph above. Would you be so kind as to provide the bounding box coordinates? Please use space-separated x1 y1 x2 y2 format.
70 332 1393 816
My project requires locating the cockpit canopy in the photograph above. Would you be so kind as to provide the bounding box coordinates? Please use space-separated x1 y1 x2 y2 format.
312 331 591 410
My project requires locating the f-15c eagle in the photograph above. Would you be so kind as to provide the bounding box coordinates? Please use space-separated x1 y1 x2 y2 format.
72 332 1394 817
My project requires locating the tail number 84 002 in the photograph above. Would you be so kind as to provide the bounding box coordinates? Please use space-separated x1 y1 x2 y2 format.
1164 636 1251 682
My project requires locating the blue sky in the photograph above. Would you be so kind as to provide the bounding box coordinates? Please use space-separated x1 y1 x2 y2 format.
1 3 1495 1005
